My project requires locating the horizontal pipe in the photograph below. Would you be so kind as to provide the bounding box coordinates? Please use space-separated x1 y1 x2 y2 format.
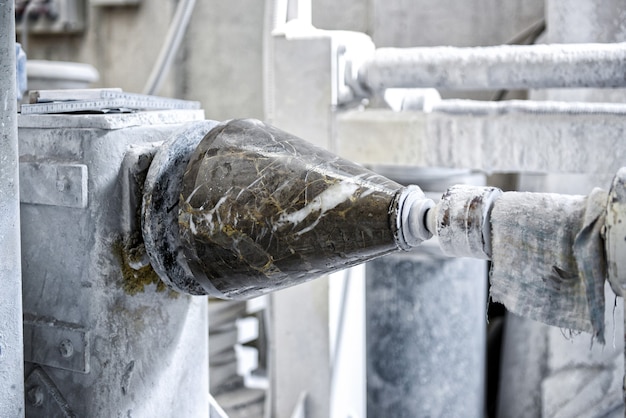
357 43 626 91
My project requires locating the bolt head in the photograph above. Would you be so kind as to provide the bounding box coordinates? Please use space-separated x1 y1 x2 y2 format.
27 385 44 407
59 339 74 358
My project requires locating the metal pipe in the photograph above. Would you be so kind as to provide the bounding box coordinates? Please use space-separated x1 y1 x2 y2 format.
357 43 626 92
0 0 26 415
143 0 197 95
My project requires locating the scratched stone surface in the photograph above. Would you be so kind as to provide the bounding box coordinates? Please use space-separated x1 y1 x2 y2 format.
179 119 405 299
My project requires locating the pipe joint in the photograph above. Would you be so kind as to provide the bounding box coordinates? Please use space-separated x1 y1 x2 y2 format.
395 185 435 250
427 185 502 259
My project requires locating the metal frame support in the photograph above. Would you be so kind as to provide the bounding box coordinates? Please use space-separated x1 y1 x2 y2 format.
0 0 26 415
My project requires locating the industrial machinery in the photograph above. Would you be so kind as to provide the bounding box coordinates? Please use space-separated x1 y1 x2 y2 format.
9 95 625 416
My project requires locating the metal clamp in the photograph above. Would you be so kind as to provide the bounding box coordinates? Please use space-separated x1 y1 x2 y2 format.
427 185 502 259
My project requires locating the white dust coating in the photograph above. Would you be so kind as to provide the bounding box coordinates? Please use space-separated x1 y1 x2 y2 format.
275 181 360 234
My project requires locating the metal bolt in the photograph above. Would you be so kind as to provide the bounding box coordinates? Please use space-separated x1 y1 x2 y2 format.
59 339 74 358
27 385 44 407
56 176 69 192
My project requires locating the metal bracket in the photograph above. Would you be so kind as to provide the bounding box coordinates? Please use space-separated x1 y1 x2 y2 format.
334 33 375 105
120 144 158 270
274 22 374 109
19 160 88 208
23 313 89 374
25 367 76 417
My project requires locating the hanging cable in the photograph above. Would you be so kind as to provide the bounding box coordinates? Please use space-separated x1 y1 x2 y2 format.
143 0 197 96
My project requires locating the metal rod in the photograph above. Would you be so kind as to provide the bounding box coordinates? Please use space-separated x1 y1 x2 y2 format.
0 0 26 415
357 43 626 91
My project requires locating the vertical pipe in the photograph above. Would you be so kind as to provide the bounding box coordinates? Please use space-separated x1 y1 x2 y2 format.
0 0 25 416
142 0 197 96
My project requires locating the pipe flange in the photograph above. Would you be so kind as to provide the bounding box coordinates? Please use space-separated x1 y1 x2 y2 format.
395 185 435 250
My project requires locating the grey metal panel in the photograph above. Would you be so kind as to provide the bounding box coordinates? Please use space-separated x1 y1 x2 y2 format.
23 315 89 374
270 280 331 418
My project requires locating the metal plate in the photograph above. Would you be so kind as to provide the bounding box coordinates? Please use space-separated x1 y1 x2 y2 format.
23 314 89 374
19 161 88 208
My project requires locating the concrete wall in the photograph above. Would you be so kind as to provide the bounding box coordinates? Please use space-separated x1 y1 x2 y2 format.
25 1 176 96
314 0 543 47
25 0 543 120
181 0 265 121
25 0 265 120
